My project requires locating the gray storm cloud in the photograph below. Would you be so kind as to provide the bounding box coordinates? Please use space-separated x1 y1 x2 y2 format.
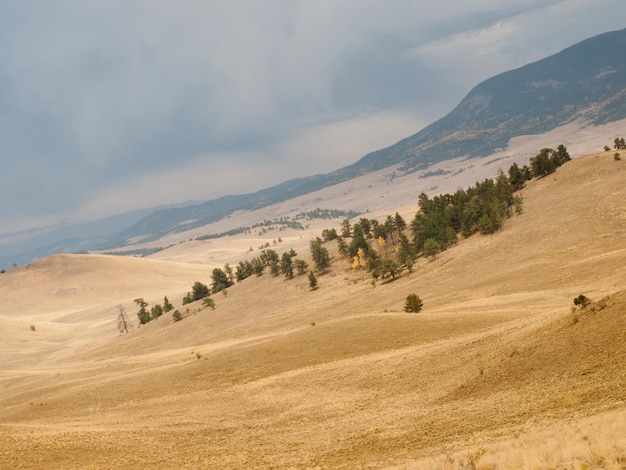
0 0 624 231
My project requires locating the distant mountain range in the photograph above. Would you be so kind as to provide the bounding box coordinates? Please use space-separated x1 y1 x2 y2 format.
3 28 626 267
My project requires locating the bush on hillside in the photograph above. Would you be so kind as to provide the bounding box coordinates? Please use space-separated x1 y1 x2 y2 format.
404 294 423 313
573 294 591 309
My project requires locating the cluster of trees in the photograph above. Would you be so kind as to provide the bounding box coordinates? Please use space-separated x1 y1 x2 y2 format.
233 240 328 287
136 277 223 326
196 209 359 241
529 145 570 178
135 296 174 325
331 145 570 282
613 137 625 150
294 208 360 221
131 144 571 327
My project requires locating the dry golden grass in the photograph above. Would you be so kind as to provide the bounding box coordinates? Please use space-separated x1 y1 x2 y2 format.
0 152 625 469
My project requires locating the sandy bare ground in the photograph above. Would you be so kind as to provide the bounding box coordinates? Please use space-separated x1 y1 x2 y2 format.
0 151 625 468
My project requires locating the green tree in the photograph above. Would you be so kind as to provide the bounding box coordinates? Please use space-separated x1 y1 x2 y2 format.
359 218 372 238
379 258 401 280
280 251 294 279
163 296 174 313
404 294 423 313
348 223 369 257
310 237 331 273
321 228 338 242
211 268 233 294
269 259 280 276
151 304 163 319
223 263 235 283
191 281 210 301
341 218 352 238
172 310 182 322
308 271 318 290
530 148 556 177
294 259 308 275
555 144 571 165
134 298 151 325
423 238 441 259
336 236 349 257
202 297 216 310
508 162 526 191
573 294 591 309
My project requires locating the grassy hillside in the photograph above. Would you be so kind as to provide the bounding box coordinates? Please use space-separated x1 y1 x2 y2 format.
0 152 624 469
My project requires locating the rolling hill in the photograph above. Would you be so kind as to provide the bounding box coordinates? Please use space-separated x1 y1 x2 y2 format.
0 151 624 468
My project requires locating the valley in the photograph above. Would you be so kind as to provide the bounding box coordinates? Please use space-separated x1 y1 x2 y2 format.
1 151 625 468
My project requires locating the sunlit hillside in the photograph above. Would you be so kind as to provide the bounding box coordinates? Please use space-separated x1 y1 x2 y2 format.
0 151 624 469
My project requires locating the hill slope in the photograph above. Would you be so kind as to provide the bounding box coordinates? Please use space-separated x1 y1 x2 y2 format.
108 28 626 246
0 152 624 468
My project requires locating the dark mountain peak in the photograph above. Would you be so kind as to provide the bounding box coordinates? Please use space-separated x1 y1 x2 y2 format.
351 28 626 173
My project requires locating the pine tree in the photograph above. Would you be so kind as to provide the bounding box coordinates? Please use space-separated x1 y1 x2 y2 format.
404 294 423 313
211 268 233 294
134 298 151 325
310 237 331 272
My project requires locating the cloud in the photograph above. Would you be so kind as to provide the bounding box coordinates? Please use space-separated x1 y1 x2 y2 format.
1 0 625 233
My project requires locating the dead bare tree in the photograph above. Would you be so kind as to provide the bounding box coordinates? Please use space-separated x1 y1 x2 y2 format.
117 305 133 334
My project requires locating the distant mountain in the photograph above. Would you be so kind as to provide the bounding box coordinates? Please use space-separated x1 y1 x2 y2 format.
5 28 626 264
112 28 626 245
352 27 626 174
0 203 198 268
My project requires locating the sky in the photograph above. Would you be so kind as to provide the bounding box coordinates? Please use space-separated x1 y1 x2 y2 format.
1 0 625 234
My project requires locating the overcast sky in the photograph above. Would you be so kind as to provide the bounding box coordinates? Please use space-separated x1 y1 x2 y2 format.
1 0 625 233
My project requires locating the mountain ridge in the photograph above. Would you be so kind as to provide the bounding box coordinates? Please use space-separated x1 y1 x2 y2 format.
105 27 626 244
3 28 626 266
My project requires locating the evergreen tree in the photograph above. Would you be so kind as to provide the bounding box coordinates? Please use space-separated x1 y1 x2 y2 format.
348 223 369 257
294 259 308 275
191 281 210 301
404 294 423 313
223 264 235 283
310 237 331 272
269 259 280 276
134 298 151 325
336 236 349 257
163 296 174 313
280 251 294 279
341 218 352 237
151 304 163 319
359 218 372 238
508 162 526 191
308 271 318 290
321 228 338 242
555 144 571 165
211 268 233 294
423 238 441 259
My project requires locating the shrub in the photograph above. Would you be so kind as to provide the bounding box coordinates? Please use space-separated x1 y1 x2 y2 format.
573 294 591 309
172 310 182 322
404 294 423 313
